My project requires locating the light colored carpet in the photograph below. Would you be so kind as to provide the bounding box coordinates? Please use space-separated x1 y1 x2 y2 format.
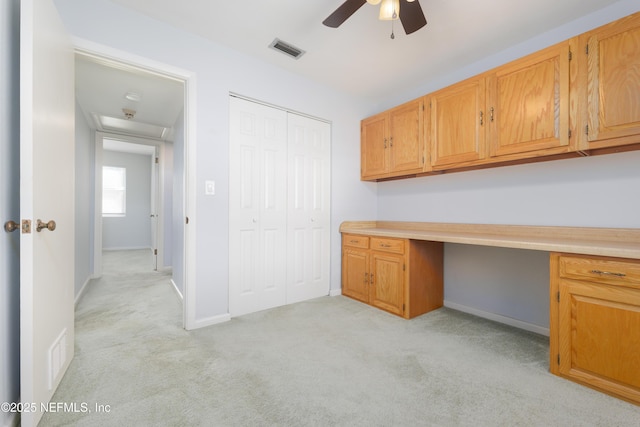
40 250 640 426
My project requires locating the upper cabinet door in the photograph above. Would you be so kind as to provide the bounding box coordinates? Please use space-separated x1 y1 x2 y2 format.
361 113 389 179
389 99 424 173
430 76 486 169
582 13 640 148
488 41 571 157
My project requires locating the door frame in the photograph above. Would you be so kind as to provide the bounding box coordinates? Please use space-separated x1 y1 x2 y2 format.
93 133 163 274
74 38 198 329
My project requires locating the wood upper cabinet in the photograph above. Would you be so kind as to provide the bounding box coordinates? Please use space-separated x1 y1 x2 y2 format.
578 12 640 150
428 76 486 169
341 234 443 319
550 253 640 405
487 41 572 158
361 113 388 178
361 98 424 180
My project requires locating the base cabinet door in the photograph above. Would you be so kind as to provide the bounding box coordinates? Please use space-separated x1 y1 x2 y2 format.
370 252 405 317
342 249 370 303
551 253 640 405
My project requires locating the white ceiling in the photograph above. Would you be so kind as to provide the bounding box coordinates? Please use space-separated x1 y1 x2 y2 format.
107 0 623 104
76 0 626 140
75 53 184 141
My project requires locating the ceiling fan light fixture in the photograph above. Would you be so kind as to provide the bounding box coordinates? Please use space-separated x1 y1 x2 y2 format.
379 0 400 21
366 0 382 4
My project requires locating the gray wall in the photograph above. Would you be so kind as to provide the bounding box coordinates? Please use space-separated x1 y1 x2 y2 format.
54 0 376 326
75 100 94 297
52 0 640 330
172 110 185 295
0 0 20 424
102 150 152 250
163 143 174 268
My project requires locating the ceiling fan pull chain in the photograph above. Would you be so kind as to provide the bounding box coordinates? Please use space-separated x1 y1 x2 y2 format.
391 20 395 39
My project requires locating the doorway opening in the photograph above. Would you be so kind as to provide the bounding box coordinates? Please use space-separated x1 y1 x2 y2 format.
73 43 196 329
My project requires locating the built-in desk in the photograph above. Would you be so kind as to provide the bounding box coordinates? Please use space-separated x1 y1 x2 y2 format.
340 221 640 405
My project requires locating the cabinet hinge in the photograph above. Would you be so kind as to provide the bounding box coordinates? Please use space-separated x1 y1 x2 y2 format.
403 304 405 312
568 50 572 61
585 44 589 55
155 157 159 164
186 216 189 224
585 124 589 135
568 129 572 139
403 264 406 271
557 354 560 365
154 249 158 255
556 291 560 303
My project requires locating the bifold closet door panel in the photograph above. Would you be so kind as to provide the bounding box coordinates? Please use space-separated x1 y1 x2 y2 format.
286 113 331 304
229 97 288 316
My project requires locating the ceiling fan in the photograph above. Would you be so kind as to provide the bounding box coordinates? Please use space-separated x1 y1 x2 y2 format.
323 0 427 37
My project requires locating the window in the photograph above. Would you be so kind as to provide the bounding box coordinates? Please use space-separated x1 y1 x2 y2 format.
102 166 126 216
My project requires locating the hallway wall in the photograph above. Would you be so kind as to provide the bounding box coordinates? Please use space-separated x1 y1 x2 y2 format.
74 100 94 297
102 150 153 250
0 0 20 425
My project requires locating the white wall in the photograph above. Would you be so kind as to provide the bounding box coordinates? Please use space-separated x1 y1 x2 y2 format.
54 0 376 324
162 142 174 268
75 100 94 297
102 150 153 250
53 0 639 330
374 1 640 332
0 0 21 424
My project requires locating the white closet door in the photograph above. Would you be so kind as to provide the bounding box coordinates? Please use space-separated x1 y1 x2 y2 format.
286 113 331 304
229 97 287 316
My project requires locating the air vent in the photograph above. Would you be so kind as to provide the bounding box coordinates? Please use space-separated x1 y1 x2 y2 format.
269 38 306 60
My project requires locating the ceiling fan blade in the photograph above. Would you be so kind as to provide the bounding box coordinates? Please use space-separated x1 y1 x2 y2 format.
399 0 427 35
323 0 367 28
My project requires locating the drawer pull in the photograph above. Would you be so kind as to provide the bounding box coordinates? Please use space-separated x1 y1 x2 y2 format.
590 269 626 278
380 244 392 248
350 240 359 243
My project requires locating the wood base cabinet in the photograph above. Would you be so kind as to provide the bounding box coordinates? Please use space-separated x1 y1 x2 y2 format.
342 234 443 318
550 253 640 405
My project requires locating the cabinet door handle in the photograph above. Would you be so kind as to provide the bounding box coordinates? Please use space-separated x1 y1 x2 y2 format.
390 137 393 147
490 107 495 122
479 111 484 126
370 273 374 285
384 138 387 149
590 269 626 278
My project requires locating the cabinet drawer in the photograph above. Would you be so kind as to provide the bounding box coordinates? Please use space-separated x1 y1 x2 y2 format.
370 237 405 254
559 255 640 289
343 234 369 249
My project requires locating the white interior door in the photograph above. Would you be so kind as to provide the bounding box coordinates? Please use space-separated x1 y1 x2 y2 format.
150 150 159 270
20 1 75 426
229 97 288 316
286 113 331 304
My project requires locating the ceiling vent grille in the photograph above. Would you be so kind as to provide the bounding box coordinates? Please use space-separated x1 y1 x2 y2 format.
269 38 306 60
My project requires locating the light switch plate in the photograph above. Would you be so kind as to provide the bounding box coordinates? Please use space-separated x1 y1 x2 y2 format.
205 180 215 195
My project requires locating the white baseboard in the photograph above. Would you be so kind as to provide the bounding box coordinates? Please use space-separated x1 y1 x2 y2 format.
170 279 183 301
444 300 550 336
74 276 92 307
329 288 342 297
188 313 231 330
